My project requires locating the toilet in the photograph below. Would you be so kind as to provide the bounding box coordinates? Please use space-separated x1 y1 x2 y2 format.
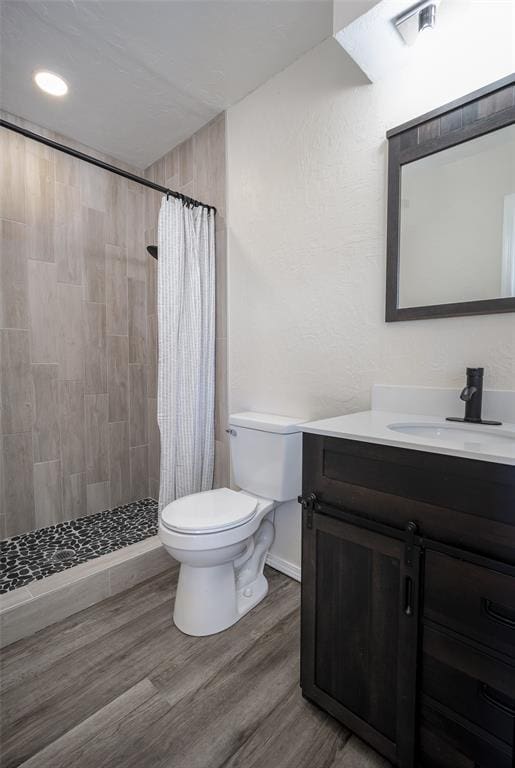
159 412 303 636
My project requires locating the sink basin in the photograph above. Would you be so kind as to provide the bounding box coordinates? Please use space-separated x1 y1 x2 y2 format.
388 422 515 450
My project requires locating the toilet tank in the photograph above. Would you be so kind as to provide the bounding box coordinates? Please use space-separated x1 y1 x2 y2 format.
228 412 304 502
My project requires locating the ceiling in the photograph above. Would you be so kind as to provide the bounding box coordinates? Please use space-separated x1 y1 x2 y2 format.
1 0 333 168
335 0 515 83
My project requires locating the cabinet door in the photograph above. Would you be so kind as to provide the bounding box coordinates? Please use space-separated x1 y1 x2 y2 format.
301 504 420 768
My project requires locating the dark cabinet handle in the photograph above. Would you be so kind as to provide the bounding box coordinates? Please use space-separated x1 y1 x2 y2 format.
482 598 515 629
479 683 515 717
404 576 414 616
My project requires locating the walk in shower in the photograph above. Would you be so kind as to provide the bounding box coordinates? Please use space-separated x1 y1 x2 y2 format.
0 119 165 592
0 113 227 600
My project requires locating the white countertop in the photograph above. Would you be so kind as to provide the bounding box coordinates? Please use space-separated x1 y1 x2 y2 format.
300 410 515 466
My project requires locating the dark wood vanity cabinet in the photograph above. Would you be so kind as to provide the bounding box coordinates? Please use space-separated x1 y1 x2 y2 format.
300 434 515 768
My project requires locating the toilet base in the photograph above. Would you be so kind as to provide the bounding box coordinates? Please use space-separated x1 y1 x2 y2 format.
173 564 269 636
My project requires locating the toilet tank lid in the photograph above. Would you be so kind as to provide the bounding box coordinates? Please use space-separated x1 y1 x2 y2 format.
229 411 305 434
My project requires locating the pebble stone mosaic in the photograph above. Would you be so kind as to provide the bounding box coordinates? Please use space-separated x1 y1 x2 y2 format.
0 498 158 594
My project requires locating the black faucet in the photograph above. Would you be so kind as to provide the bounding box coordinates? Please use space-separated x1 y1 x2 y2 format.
446 367 502 426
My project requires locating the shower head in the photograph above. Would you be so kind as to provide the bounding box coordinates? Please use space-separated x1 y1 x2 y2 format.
147 245 158 260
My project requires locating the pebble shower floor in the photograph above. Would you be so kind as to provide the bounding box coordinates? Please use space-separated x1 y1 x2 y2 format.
0 498 158 593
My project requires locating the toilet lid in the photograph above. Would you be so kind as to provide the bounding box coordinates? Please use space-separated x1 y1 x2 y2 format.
161 488 258 534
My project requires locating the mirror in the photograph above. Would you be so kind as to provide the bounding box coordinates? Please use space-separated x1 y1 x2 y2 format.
399 125 515 308
386 75 515 321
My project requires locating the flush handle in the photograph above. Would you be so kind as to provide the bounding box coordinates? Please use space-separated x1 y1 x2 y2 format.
225 428 237 437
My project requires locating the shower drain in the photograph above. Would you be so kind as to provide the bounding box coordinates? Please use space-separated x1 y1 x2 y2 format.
45 548 77 562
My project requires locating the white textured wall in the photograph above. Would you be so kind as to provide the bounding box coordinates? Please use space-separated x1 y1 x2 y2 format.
226 29 515 575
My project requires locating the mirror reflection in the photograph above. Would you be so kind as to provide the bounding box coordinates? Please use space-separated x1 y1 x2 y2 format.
398 124 515 308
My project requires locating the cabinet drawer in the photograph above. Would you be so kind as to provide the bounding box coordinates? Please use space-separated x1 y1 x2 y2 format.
424 550 515 656
418 726 476 768
420 705 513 768
422 650 514 746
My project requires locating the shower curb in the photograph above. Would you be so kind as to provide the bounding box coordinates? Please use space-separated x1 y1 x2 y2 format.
0 537 173 648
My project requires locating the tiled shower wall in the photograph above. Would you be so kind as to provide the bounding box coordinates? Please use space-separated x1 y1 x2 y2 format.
0 115 158 538
143 112 229 492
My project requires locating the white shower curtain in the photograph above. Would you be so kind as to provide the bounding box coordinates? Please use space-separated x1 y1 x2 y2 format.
157 196 216 511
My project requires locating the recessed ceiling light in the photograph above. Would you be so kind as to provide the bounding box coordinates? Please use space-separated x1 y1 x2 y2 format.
34 71 68 97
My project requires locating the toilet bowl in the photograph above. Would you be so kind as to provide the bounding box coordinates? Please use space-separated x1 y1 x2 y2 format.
159 411 303 636
159 489 275 635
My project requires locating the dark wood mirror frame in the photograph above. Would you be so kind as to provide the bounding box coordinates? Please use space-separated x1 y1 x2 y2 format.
385 74 515 322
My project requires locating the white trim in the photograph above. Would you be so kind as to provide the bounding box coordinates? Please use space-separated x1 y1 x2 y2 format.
266 552 301 582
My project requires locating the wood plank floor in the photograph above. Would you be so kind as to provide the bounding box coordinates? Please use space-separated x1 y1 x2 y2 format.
0 564 391 768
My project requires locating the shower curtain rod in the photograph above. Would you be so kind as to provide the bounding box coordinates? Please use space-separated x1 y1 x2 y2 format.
0 119 216 214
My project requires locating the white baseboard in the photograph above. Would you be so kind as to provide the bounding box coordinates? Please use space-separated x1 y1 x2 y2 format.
266 553 301 582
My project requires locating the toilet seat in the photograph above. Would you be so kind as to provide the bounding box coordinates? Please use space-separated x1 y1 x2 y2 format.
161 488 258 535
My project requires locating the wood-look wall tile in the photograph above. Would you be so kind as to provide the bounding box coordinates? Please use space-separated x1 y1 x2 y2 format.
54 183 83 286
86 481 110 515
193 115 225 215
128 178 144 194
215 337 228 442
56 283 84 381
147 314 158 398
128 278 146 363
213 438 229 490
129 364 148 447
127 189 146 281
106 245 128 336
0 416 4 518
85 394 109 484
0 219 28 329
152 156 166 186
149 477 159 501
0 128 25 223
146 233 157 316
215 225 227 340
33 460 62 528
106 177 127 247
0 329 32 434
28 260 58 364
2 432 34 537
59 380 85 476
80 162 109 212
130 445 148 500
108 420 131 508
164 147 179 188
55 153 80 187
32 364 60 463
144 189 161 231
61 471 86 520
144 165 156 183
26 153 55 262
179 138 193 186
107 335 129 422
178 180 194 199
207 114 226 218
84 302 107 394
148 397 160 483
193 123 210 206
83 208 106 303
